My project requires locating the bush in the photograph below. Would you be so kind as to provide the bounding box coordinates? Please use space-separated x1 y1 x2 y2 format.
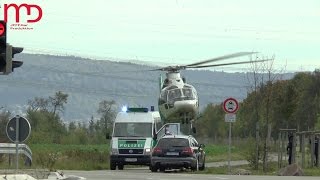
34 151 61 171
242 138 263 169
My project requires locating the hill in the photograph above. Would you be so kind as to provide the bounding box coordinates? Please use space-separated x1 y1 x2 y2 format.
0 54 294 122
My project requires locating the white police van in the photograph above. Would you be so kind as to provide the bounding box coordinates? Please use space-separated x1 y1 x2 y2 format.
109 107 162 170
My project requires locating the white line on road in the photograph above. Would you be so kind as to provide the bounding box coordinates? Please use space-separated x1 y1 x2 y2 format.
214 177 229 180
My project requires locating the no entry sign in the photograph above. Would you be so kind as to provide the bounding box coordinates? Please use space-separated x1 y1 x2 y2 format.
223 97 239 114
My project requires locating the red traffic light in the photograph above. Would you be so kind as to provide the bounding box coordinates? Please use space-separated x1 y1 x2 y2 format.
0 21 5 37
0 23 5 36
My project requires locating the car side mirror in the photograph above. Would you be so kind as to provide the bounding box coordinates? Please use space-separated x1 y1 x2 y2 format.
106 133 110 140
153 133 158 141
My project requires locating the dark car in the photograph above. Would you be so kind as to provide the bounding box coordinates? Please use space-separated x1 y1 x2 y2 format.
150 135 205 172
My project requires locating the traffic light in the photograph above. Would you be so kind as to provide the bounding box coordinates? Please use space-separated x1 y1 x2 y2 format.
0 20 7 73
0 20 23 75
12 46 24 71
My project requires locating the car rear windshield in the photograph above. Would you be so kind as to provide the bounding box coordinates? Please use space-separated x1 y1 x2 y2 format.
157 138 189 148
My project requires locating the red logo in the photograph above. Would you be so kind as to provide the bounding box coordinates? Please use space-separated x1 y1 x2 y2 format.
4 3 43 23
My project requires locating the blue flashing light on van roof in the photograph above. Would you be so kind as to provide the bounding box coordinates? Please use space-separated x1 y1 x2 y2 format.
127 107 148 112
121 106 128 112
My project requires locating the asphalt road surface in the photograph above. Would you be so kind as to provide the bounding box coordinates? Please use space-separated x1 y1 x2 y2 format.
62 170 320 180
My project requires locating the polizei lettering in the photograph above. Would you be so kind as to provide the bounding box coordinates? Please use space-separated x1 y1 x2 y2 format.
119 143 143 148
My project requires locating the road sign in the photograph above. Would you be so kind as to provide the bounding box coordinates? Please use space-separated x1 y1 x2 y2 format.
223 97 239 113
225 113 236 122
6 115 31 143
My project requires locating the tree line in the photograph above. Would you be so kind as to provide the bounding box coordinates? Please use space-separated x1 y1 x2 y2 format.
196 70 320 139
195 69 320 171
0 91 117 144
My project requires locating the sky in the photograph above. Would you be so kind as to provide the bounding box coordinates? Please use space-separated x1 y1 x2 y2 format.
1 0 320 72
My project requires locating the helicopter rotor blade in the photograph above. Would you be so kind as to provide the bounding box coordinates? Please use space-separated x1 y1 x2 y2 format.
148 66 185 72
185 52 258 67
149 67 168 71
186 59 271 69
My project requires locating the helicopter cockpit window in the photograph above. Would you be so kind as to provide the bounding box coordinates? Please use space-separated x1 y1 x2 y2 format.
167 88 182 103
159 90 167 104
182 88 194 99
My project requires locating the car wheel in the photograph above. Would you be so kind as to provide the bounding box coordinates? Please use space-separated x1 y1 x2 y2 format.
191 158 199 171
110 161 116 170
118 164 124 170
150 165 157 172
159 166 165 172
199 158 205 171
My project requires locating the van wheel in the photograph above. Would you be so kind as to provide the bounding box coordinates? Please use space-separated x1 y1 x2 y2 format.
118 164 124 170
110 161 116 170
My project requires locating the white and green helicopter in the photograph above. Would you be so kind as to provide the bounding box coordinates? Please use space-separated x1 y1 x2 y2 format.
153 52 269 124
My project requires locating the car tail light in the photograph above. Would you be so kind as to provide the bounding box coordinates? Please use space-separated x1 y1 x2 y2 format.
181 147 193 156
152 147 162 156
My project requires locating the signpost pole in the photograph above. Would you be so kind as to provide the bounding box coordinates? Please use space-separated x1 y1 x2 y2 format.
228 122 231 174
223 97 239 175
15 115 19 172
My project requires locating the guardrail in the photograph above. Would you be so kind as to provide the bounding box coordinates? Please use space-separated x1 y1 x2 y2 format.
0 143 32 165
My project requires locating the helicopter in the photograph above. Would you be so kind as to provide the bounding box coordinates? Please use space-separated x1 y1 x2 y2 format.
151 52 269 124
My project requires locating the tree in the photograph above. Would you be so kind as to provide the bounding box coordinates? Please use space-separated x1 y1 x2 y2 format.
0 110 11 143
88 115 95 136
245 55 266 170
97 100 117 135
27 97 49 112
26 91 69 144
49 91 68 116
68 122 77 132
196 103 226 142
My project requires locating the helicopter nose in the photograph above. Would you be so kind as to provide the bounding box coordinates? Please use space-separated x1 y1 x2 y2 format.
174 100 196 110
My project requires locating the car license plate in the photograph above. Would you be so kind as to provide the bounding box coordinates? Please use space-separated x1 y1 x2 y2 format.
125 158 137 162
166 152 179 156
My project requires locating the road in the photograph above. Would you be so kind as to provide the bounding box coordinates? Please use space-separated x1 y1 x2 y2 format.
52 156 308 180
60 170 319 180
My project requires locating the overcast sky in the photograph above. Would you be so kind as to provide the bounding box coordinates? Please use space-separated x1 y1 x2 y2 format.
2 0 320 72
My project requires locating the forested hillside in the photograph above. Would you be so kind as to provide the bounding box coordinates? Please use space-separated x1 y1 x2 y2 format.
197 70 320 139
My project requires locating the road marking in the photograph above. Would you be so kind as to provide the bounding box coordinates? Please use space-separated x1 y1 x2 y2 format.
214 177 229 180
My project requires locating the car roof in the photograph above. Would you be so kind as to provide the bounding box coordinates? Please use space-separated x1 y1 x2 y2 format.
115 111 159 123
160 134 194 139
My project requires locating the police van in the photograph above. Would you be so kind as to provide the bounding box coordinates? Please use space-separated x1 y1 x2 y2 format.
109 107 162 170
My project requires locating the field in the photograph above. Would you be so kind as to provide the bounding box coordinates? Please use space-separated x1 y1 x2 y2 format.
1 143 319 176
0 143 244 170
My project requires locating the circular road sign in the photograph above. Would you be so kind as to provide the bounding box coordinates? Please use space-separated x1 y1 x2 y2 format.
0 23 5 36
6 116 31 143
223 97 239 113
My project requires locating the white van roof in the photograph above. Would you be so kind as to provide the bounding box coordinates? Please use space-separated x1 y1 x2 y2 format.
115 111 161 123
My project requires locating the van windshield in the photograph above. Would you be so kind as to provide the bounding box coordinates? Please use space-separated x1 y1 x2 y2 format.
113 123 152 137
